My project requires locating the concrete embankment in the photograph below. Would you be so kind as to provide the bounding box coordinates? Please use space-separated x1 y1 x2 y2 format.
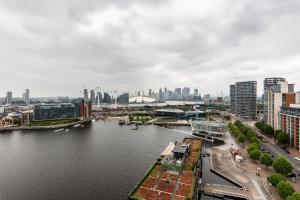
0 118 92 132
147 121 190 126
210 148 245 188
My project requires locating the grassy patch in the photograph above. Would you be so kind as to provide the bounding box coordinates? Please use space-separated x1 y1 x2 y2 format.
30 118 80 127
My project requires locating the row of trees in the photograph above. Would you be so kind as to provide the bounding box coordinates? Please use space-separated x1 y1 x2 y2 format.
228 122 246 143
267 173 300 200
255 121 274 135
232 121 297 199
255 122 290 145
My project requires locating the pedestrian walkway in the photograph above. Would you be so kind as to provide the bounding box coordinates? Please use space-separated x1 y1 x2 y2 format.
200 183 249 199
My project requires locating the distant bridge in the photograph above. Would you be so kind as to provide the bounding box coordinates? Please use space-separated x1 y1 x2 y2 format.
200 183 249 199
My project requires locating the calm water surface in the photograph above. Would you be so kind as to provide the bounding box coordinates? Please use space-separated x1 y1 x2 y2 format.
0 121 233 200
0 121 186 200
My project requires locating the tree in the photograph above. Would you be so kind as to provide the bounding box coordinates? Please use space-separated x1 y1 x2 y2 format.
273 157 293 175
247 130 256 138
260 153 273 168
255 122 274 135
247 143 259 153
276 130 290 145
237 134 246 143
249 149 261 162
287 193 300 200
267 173 285 186
250 135 259 144
277 180 295 199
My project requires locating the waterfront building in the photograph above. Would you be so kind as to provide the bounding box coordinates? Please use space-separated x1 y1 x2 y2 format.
191 120 227 137
90 90 95 104
267 81 295 129
279 104 300 152
22 89 30 105
231 81 257 120
229 85 235 114
6 91 12 105
263 77 286 122
34 99 91 120
34 103 81 120
83 89 88 102
155 109 185 118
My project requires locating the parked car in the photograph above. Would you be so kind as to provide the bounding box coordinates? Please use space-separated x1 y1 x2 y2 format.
294 157 300 161
284 149 290 154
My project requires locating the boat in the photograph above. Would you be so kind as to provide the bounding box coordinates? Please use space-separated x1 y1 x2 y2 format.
73 124 81 128
92 119 96 122
132 124 139 130
118 119 125 125
54 128 64 132
65 129 69 132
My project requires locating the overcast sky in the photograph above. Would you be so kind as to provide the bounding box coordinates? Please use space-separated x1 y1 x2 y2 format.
0 0 300 97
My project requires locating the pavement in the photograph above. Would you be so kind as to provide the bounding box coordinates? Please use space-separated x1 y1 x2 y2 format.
212 130 273 200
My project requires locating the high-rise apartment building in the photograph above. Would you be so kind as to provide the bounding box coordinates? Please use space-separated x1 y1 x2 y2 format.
6 91 12 105
83 89 88 102
267 81 295 129
175 88 181 96
182 87 190 100
148 89 152 97
164 87 167 100
279 104 300 152
90 90 95 104
229 85 235 114
193 89 198 97
263 77 286 122
23 89 30 105
230 81 257 120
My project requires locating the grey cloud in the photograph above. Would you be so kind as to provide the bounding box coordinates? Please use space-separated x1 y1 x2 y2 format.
0 0 299 96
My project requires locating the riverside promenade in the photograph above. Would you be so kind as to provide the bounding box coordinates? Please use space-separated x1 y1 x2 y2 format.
209 129 273 200
0 118 92 132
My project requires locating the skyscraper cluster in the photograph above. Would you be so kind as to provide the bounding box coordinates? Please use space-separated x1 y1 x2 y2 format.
2 89 30 105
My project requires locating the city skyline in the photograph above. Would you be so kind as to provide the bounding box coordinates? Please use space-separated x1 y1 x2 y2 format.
0 1 300 96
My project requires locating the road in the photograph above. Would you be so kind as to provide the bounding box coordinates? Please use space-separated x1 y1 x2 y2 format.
245 121 300 174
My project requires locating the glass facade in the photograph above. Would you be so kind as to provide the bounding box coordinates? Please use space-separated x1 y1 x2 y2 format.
34 103 81 120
